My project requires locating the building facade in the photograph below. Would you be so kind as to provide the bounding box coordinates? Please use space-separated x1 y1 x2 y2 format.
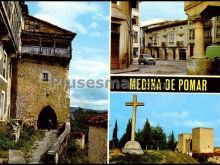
111 1 138 70
141 16 220 62
10 7 76 129
0 1 22 122
141 20 189 61
177 127 214 155
132 2 140 58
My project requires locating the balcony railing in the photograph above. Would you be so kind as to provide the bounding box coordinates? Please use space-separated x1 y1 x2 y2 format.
21 46 71 58
0 1 22 50
177 41 184 47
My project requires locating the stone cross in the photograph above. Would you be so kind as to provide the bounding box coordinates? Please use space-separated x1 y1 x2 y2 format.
125 94 144 141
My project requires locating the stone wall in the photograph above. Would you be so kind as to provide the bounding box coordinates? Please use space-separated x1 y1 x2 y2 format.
192 128 214 153
88 126 107 164
177 133 192 153
13 59 70 128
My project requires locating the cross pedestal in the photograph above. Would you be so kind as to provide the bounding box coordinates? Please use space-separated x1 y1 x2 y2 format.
122 95 144 155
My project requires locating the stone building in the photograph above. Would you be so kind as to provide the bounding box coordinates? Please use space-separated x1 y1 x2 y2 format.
141 15 220 63
132 1 141 58
177 127 214 155
0 1 22 122
184 1 220 75
10 6 76 129
87 112 107 164
176 133 192 154
141 20 188 60
192 127 214 154
111 1 138 70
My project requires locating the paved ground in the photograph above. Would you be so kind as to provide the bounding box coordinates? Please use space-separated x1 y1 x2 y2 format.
27 130 57 164
114 59 187 75
9 150 26 164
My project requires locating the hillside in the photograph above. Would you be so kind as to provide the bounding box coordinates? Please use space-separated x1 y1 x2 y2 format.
70 107 107 113
109 149 198 164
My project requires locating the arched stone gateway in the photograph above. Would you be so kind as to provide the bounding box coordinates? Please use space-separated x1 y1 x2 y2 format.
37 106 57 129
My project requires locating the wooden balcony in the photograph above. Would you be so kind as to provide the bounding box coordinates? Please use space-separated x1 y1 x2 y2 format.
21 45 71 58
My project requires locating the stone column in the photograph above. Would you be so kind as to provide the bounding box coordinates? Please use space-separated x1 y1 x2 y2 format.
187 17 213 75
193 19 205 58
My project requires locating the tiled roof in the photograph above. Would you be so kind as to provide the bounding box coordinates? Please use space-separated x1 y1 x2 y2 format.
87 112 108 128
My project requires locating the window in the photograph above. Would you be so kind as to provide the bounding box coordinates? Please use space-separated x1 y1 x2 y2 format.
169 32 174 45
0 91 5 120
42 72 49 81
153 34 159 46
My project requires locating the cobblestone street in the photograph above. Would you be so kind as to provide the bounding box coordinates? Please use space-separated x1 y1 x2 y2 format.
125 59 187 75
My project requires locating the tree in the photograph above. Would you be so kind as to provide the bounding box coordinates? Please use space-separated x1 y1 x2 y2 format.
141 119 152 150
167 131 177 151
112 120 119 148
119 119 132 148
135 129 143 147
71 107 89 142
151 125 167 150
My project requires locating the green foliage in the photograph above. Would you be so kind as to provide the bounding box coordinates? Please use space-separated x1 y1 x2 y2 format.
14 124 45 155
151 125 168 150
0 123 44 158
140 119 152 150
119 119 132 148
112 120 119 148
71 107 88 133
110 150 199 164
167 131 177 151
59 138 89 164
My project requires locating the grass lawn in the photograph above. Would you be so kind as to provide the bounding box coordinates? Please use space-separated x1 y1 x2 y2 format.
109 149 199 164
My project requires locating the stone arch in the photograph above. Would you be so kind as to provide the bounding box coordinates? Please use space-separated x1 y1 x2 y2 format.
37 105 57 129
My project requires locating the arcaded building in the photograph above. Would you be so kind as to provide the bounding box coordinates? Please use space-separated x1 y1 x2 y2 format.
10 6 76 129
141 16 220 62
141 20 189 61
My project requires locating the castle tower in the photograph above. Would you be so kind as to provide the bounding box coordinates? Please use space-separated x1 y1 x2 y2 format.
177 133 192 154
11 11 76 129
192 127 214 154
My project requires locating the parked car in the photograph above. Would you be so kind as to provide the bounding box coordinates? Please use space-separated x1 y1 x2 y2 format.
138 54 156 65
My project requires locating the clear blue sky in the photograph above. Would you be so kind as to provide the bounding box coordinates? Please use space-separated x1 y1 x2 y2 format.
27 2 109 110
110 93 220 146
140 2 187 22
